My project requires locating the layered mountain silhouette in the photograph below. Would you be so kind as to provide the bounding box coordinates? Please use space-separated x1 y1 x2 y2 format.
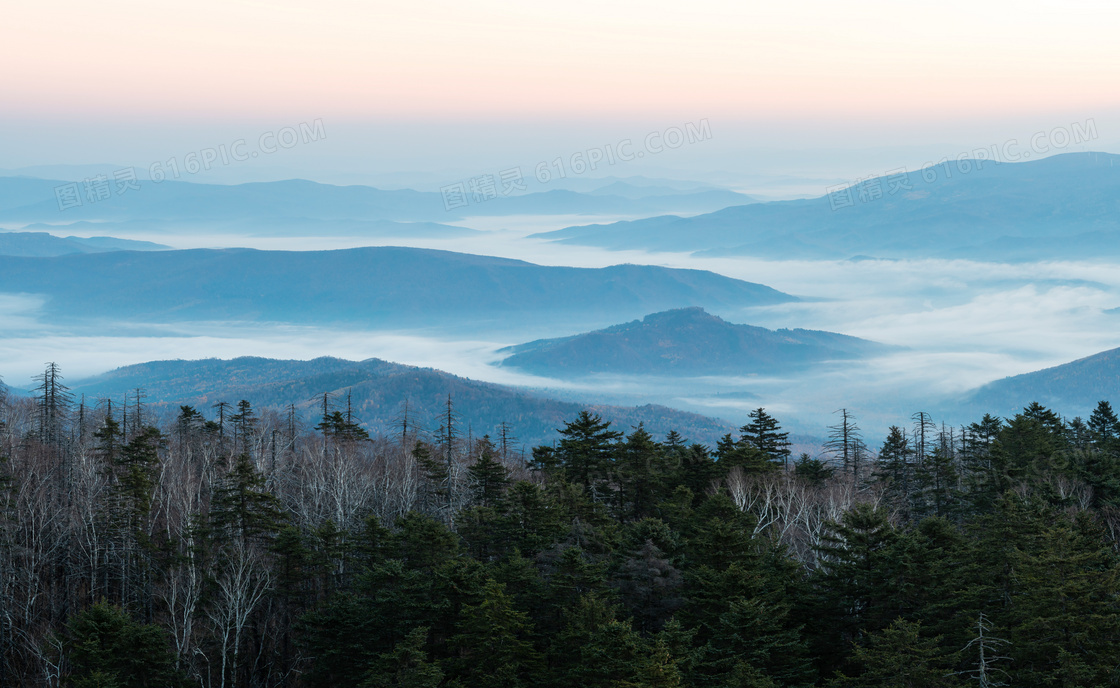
535 152 1120 261
0 175 754 231
965 346 1120 418
0 246 793 327
499 307 891 376
68 356 736 447
0 231 168 257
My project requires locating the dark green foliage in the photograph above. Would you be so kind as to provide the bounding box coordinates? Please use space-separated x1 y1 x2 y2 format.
545 411 624 496
793 452 834 486
16 393 1120 688
740 408 792 469
874 426 913 517
114 426 164 523
361 626 444 688
809 504 898 674
447 579 541 686
828 619 958 688
716 432 775 474
614 425 674 521
64 602 185 688
210 452 284 544
1089 400 1120 448
467 449 510 508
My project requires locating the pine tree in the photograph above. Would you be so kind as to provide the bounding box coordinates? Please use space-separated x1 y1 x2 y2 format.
874 427 914 518
1003 512 1120 686
794 453 834 486
1088 400 1120 449
229 399 257 455
547 411 623 494
34 362 72 445
64 601 185 688
615 425 670 521
740 408 792 470
811 504 898 672
672 444 720 501
828 618 958 688
447 579 541 687
467 450 511 508
911 412 936 468
959 415 1005 512
210 453 284 545
361 626 444 688
715 433 774 474
114 427 164 527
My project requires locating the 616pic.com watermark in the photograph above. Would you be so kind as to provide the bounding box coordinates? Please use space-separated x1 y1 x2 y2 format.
54 119 327 211
440 119 713 211
826 118 1099 211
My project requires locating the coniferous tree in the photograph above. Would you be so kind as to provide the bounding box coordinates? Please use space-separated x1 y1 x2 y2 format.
828 618 957 688
811 504 898 673
447 579 541 687
34 362 73 446
740 408 792 470
794 453 834 486
911 412 936 468
615 425 670 521
874 427 914 518
1088 400 1120 449
715 433 774 474
361 626 444 688
64 601 185 688
467 449 511 508
210 453 284 545
544 411 623 496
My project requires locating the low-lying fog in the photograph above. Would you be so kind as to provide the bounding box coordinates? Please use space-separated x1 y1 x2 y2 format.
3 215 1119 434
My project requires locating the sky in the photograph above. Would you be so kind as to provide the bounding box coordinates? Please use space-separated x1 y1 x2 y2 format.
3 0 1119 184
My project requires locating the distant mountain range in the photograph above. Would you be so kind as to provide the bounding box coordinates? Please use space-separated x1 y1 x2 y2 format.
0 231 169 257
964 346 1120 419
534 152 1120 261
499 307 891 377
0 176 755 233
0 246 793 328
67 356 737 447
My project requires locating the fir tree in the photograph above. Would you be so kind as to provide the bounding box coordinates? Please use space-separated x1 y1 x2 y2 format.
740 408 792 470
64 601 185 688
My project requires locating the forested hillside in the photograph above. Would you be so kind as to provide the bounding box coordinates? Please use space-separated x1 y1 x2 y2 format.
500 307 891 376
4 365 1120 687
966 346 1120 419
68 356 737 447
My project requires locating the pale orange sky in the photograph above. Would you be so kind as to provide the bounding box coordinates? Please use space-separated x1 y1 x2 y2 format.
3 0 1118 120
2 0 1117 180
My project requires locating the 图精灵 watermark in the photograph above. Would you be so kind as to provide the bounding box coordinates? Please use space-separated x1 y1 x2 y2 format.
826 118 1099 211
440 119 713 212
54 119 327 211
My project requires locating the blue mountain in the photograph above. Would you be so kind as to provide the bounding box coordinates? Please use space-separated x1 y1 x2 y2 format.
499 307 891 376
534 152 1120 261
0 246 794 327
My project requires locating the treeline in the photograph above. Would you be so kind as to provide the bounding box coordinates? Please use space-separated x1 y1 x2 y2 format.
2 365 1120 686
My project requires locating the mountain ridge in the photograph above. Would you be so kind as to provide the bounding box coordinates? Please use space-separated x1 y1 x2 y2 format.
964 346 1120 419
499 306 892 376
68 355 738 447
533 152 1120 261
0 246 795 329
